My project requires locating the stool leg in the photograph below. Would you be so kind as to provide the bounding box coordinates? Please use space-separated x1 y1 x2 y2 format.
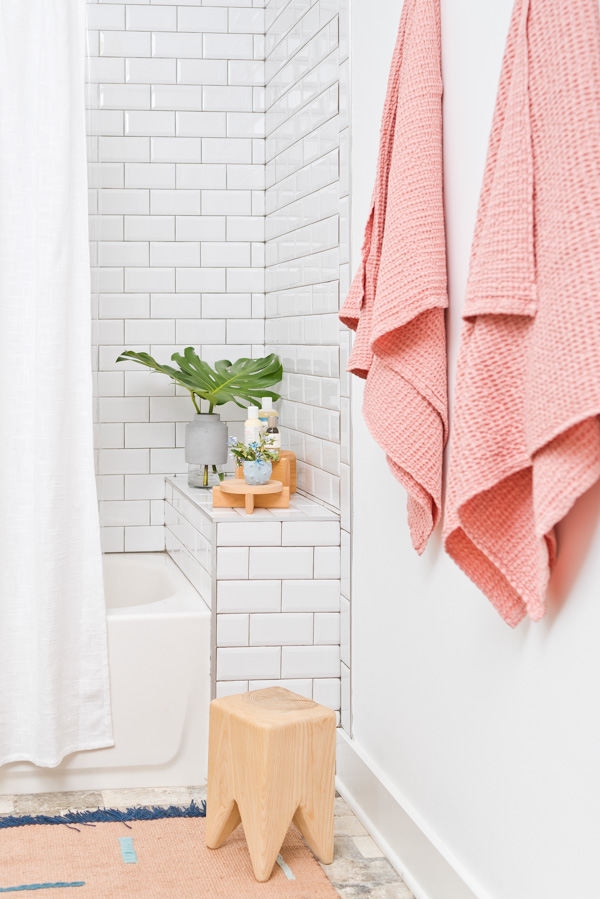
236 778 297 882
206 798 241 850
206 702 243 849
294 795 334 865
293 715 336 864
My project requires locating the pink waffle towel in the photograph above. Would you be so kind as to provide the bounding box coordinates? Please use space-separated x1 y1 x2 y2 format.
340 0 448 553
444 0 600 625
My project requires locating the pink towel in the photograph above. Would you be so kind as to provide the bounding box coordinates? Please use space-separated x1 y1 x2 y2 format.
445 0 600 625
340 0 448 553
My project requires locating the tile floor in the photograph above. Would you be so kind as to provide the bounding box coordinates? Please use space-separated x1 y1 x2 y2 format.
0 786 414 898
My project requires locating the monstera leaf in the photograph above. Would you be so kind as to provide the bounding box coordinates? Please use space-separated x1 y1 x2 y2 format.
116 348 282 412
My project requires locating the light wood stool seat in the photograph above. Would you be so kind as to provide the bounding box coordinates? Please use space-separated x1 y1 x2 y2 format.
205 686 336 882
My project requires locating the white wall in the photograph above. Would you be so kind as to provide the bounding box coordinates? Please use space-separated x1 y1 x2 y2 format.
348 2 600 898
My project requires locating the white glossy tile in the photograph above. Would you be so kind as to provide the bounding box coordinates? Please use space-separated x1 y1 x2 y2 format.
178 6 228 31
282 579 340 611
217 647 280 681
229 8 264 33
203 138 252 164
177 60 228 86
217 546 249 579
203 86 253 112
152 32 203 58
124 215 174 241
217 579 281 613
150 241 200 267
126 5 176 31
125 525 165 552
124 266 175 292
312 678 341 711
176 164 227 189
152 85 203 111
126 58 176 84
176 111 227 137
150 189 200 215
217 522 281 546
99 189 149 215
314 611 340 645
217 613 249 647
216 681 249 698
249 613 313 646
125 112 175 137
99 84 150 110
313 545 340 579
100 30 150 57
249 547 313 579
203 33 254 60
282 520 340 546
125 163 175 189
281 645 340 679
88 5 125 31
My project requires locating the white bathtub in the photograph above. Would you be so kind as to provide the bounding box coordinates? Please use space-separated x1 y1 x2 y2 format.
0 553 211 794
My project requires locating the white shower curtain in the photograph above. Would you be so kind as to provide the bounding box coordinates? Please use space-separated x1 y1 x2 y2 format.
0 0 113 765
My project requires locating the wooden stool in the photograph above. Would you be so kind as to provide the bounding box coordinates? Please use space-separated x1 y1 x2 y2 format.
205 686 336 882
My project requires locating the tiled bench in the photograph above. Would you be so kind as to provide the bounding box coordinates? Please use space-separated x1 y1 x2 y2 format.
165 476 341 717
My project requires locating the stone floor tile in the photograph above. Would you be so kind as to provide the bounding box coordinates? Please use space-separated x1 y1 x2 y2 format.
0 796 14 815
13 791 102 815
335 796 352 816
324 856 401 885
334 814 369 837
188 784 207 804
353 835 385 858
330 835 363 862
101 786 191 809
333 884 414 898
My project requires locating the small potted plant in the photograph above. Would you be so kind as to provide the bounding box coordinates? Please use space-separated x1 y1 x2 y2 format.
228 435 280 486
116 347 282 488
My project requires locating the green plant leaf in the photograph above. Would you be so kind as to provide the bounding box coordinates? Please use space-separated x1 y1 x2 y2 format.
116 347 283 409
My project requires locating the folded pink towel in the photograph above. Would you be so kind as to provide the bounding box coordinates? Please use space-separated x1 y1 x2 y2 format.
340 0 448 553
444 0 600 624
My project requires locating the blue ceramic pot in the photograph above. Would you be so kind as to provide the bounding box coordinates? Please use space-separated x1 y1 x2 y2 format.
243 460 272 486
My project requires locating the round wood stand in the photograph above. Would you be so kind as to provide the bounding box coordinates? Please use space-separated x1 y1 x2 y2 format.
218 479 285 514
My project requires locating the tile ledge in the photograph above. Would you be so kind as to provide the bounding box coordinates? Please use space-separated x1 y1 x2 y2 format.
166 476 340 522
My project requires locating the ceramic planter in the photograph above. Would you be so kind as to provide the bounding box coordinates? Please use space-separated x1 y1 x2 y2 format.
185 413 228 488
243 460 272 486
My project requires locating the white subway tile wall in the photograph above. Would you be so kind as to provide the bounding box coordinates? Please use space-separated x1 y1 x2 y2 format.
165 478 341 710
87 0 352 731
264 0 347 513
87 0 266 552
264 0 351 730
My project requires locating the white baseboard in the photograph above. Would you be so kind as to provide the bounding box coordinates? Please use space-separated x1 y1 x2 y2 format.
335 730 490 899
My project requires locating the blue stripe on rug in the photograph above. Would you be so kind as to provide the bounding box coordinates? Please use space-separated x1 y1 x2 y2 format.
119 836 137 863
0 800 205 829
276 855 295 880
0 882 85 892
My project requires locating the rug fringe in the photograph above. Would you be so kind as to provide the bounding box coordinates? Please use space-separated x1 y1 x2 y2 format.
0 800 206 829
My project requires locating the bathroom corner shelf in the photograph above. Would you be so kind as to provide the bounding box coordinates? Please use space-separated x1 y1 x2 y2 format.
214 479 290 514
166 476 340 523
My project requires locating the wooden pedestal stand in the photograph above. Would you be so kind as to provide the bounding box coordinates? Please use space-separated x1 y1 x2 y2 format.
212 478 290 514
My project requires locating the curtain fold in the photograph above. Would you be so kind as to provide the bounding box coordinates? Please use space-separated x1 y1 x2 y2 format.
0 0 113 765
